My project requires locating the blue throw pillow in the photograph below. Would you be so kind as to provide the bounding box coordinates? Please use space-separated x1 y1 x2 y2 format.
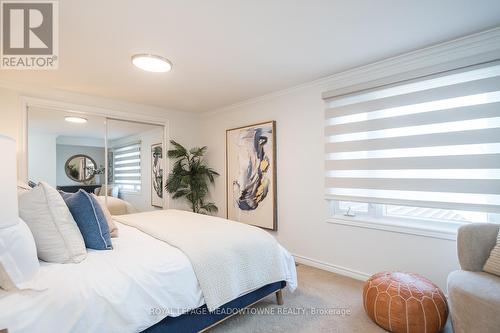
59 190 112 250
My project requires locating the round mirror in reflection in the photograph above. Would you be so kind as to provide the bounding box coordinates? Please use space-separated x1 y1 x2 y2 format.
64 154 97 183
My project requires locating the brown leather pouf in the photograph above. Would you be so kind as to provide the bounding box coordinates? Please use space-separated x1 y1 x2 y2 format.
363 272 448 333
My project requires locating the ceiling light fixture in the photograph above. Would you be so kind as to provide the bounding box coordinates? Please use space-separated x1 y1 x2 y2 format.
65 116 88 124
131 54 172 73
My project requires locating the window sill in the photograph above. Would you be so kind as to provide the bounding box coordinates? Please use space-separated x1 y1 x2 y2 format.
326 215 458 241
119 191 141 196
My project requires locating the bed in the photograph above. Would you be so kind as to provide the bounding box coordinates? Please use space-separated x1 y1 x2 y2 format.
0 211 297 333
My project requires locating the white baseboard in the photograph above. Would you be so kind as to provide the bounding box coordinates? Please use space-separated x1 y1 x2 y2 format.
292 254 450 298
293 254 371 281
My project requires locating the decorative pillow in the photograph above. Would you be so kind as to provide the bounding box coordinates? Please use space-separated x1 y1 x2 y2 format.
98 196 137 215
91 193 119 238
60 190 113 250
0 219 40 290
484 229 500 276
18 182 87 263
95 185 119 198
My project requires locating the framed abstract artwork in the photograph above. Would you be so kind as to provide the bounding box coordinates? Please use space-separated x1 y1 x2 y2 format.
226 121 277 230
151 143 164 208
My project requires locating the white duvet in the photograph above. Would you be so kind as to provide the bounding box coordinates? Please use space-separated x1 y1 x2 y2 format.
0 221 297 333
115 210 297 311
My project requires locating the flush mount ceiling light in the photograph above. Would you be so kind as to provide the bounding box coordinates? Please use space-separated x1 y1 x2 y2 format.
65 116 88 124
131 54 172 73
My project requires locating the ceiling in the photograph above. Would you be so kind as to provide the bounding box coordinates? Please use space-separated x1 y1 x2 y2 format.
28 107 160 141
2 0 500 112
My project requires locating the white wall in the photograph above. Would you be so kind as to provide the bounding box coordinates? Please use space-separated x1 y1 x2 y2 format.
198 29 500 290
57 136 106 148
56 144 106 186
27 132 57 187
0 88 23 170
200 82 460 290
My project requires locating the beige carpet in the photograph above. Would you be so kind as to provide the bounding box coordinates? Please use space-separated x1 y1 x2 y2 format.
211 264 452 333
211 264 384 333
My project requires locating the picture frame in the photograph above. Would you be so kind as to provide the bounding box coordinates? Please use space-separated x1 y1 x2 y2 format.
226 121 277 230
151 143 163 208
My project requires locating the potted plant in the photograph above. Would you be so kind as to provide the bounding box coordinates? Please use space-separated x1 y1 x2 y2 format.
165 140 219 214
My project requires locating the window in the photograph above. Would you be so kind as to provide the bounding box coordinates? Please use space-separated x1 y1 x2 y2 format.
333 200 500 222
113 142 141 192
323 61 500 235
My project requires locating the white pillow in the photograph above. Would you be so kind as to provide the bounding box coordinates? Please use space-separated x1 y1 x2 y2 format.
18 182 87 263
91 194 119 237
0 218 40 290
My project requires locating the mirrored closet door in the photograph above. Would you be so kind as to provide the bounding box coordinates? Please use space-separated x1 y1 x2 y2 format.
27 107 107 192
106 119 165 213
26 107 165 214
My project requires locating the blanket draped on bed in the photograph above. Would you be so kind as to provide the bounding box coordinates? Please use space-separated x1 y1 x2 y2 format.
114 209 287 311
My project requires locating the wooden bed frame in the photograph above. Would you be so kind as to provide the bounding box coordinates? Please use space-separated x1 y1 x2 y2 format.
143 281 286 333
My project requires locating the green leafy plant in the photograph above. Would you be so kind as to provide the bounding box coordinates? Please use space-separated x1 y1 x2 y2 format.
67 164 82 179
165 140 219 214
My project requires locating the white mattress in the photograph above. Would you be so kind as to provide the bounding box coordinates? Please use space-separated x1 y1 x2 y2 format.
0 221 297 333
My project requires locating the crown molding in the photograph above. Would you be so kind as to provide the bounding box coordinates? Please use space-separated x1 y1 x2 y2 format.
0 78 189 119
202 26 500 117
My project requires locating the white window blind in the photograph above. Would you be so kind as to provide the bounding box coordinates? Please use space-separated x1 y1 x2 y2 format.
324 62 500 214
113 142 141 192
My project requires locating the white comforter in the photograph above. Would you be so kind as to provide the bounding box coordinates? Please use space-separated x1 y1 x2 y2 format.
115 210 297 311
0 221 297 333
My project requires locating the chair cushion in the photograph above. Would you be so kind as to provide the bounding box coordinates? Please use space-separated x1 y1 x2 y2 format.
60 190 112 250
448 270 500 305
448 270 500 333
18 182 87 263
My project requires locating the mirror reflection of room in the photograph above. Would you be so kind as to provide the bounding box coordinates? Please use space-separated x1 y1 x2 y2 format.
107 119 164 213
27 107 164 215
27 108 106 193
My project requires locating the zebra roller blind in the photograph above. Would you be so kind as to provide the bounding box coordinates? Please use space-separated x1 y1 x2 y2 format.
324 61 500 213
113 142 141 192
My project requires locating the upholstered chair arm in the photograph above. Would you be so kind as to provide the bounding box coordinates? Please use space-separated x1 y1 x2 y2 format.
457 223 499 271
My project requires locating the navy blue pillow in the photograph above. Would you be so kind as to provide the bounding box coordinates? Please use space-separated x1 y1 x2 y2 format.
60 190 112 250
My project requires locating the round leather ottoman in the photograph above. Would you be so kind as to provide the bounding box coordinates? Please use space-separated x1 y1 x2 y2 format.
363 272 448 333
